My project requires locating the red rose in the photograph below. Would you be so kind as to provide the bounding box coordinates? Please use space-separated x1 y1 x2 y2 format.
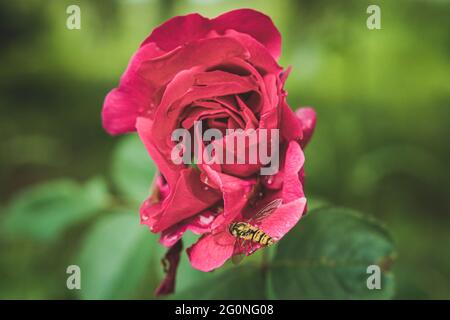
102 9 316 295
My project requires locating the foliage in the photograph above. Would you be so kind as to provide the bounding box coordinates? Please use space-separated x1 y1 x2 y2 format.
268 207 395 299
1 136 396 299
1 0 449 299
2 178 108 242
77 211 159 299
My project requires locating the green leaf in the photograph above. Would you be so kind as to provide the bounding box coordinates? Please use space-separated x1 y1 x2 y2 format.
77 211 162 299
171 265 266 300
1 177 108 242
268 207 396 299
111 134 156 204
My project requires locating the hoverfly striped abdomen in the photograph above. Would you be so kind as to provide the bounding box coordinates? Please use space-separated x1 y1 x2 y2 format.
252 228 274 246
229 222 274 247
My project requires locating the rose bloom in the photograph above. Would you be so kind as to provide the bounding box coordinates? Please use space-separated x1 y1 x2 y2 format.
102 9 316 295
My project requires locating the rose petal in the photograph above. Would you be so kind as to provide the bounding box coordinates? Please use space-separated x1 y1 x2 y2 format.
182 100 246 130
222 30 281 74
296 107 317 148
159 210 217 248
200 162 255 227
258 197 307 240
141 9 281 60
155 240 183 296
261 141 305 200
220 129 264 178
187 232 234 272
102 87 142 135
281 141 305 203
141 13 210 50
213 9 282 60
102 43 164 135
280 100 304 142
138 37 250 88
159 224 187 248
121 42 166 85
141 167 221 233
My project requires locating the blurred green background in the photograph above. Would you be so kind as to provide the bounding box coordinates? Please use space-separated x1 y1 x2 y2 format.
0 0 449 299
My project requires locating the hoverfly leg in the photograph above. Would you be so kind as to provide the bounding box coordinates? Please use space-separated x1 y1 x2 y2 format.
244 240 250 256
248 242 257 256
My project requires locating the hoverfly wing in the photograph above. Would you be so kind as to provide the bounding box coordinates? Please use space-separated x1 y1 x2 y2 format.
249 198 282 225
231 254 244 265
231 238 251 265
231 252 245 265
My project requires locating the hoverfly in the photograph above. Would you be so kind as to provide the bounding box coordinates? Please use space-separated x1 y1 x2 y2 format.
215 198 282 264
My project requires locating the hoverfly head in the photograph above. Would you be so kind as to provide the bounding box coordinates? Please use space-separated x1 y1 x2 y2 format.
229 222 238 236
229 222 246 237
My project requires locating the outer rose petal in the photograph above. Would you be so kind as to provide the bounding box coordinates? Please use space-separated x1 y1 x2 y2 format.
140 167 221 233
155 240 182 296
213 9 281 60
259 197 307 240
102 87 142 135
102 43 164 135
141 9 281 60
281 141 305 203
261 140 305 197
296 107 317 148
141 13 210 52
138 37 250 88
159 211 216 248
280 100 304 142
222 30 281 74
187 232 235 272
159 222 189 248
